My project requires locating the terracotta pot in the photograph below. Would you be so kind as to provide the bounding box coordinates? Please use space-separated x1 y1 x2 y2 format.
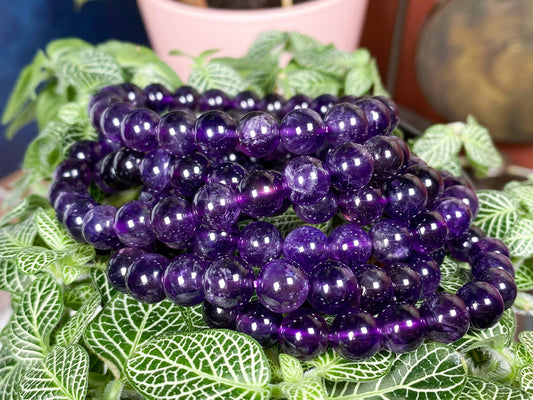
136 0 369 80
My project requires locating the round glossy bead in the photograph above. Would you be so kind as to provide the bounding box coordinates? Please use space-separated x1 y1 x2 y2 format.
324 102 369 146
67 140 101 167
89 93 121 131
330 309 382 360
126 253 168 303
472 252 514 278
410 211 449 253
237 111 280 157
163 254 207 306
174 85 199 110
107 247 145 293
257 93 286 120
407 165 444 205
283 94 312 114
405 253 441 298
194 226 238 259
432 197 472 239
144 83 175 113
431 248 446 265
370 219 412 262
375 96 399 132
443 185 479 218
311 93 337 117
120 82 145 107
202 301 237 329
64 198 96 242
457 281 505 329
476 268 517 309
293 192 337 224
53 191 91 224
283 226 329 273
199 88 231 112
378 303 425 353
329 224 372 267
308 260 360 314
384 263 422 304
363 135 404 180
207 162 247 190
383 174 428 219
280 108 326 155
157 111 196 157
98 135 122 156
235 301 283 348
352 264 394 314
388 136 411 171
446 226 484 262
194 111 237 157
232 90 260 112
54 159 91 186
193 183 241 230
120 108 159 152
326 142 374 190
112 148 143 187
202 256 254 310
94 152 129 192
169 152 211 198
100 102 134 143
238 170 285 218
279 309 329 361
338 186 385 226
420 293 470 343
50 180 89 212
151 197 197 248
283 156 330 205
114 200 155 248
81 205 121 250
238 221 283 266
440 171 474 190
140 148 172 191
256 259 309 313
355 97 391 137
469 237 510 264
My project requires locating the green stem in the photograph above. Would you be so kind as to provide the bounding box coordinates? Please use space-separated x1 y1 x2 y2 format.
103 379 124 400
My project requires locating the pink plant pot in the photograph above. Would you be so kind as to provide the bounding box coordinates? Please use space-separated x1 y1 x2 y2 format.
136 0 369 81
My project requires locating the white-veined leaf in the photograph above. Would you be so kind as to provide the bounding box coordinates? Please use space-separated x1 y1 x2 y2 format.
514 342 533 369
0 215 37 259
9 274 63 362
0 346 22 400
474 190 520 240
125 330 271 400
514 258 533 290
188 62 246 97
0 195 49 228
19 344 89 400
46 38 92 61
130 65 182 92
458 376 530 400
16 246 64 275
279 353 303 383
62 243 96 268
55 291 101 346
262 207 304 237
504 218 533 258
288 32 323 54
439 256 471 294
63 283 96 310
293 46 364 76
411 124 462 175
35 203 69 250
503 180 533 215
282 69 340 98
246 30 288 61
519 365 533 395
519 330 533 358
57 102 84 125
279 378 326 400
464 346 513 382
345 63 373 96
90 268 117 305
0 260 34 294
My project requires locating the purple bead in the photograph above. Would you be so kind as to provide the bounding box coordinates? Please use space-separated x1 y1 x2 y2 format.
202 301 237 329
280 109 326 156
140 148 172 191
375 96 399 132
370 219 412 262
163 254 207 306
207 162 247 190
108 247 145 293
257 93 286 120
410 211 449 254
330 309 382 360
126 253 168 303
54 159 91 186
283 226 329 273
238 170 285 218
355 97 391 137
194 111 237 157
98 135 122 156
193 183 241 230
383 174 428 219
81 205 121 250
326 142 374 190
472 252 514 278
194 226 237 259
174 85 199 110
407 165 443 206
169 152 211 198
235 301 283 348
329 224 372 267
237 111 280 157
202 256 254 310
384 263 422 304
440 171 474 190
405 253 441 299
469 237 510 264
121 108 159 152
114 200 155 248
233 90 260 112
49 178 88 206
352 264 394 314
143 83 175 113
446 226 484 262
67 140 101 167
293 192 338 224
89 93 121 131
151 197 197 248
94 152 130 192
279 309 329 361
283 94 312 114
457 281 505 330
199 89 231 112
157 111 196 157
378 303 425 353
256 259 309 313
338 186 385 226
120 82 145 107
324 102 369 146
283 156 331 205
308 260 360 314
420 293 470 343
432 197 472 239
237 221 283 266
64 198 96 242
311 94 337 117
443 185 479 218
53 191 91 223
431 248 446 265
363 136 405 180
110 148 142 187
476 268 517 309
388 136 411 170
100 103 134 143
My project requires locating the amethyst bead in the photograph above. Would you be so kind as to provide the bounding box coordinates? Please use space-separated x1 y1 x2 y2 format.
443 185 479 218
476 268 517 309
384 263 422 304
352 264 394 314
280 108 326 155
194 110 237 157
64 198 96 242
163 254 207 306
355 97 392 137
126 253 168 303
283 156 331 205
469 237 510 264
235 301 283 348
232 90 260 112
311 94 337 117
363 136 405 180
293 192 338 224
144 83 175 113
89 93 121 131
256 259 309 313
405 253 441 299
324 102 369 146
328 224 372 267
410 211 449 254
120 82 145 107
420 293 470 343
238 170 285 218
108 247 145 293
472 252 515 278
194 226 238 259
94 152 129 192
447 226 484 262
199 88 231 112
157 111 197 157
370 219 412 262
237 111 280 157
406 165 444 205
378 303 425 353
375 96 399 132
457 281 505 329
383 173 428 220
193 183 241 230
338 186 385 226
54 159 91 186
100 102 134 143
120 108 160 152
53 191 91 224
432 197 472 239
82 205 121 250
207 162 247 190
203 301 237 329
283 226 329 273
114 200 155 248
326 142 374 190
169 152 211 198
174 85 199 110
67 140 101 167
49 178 88 206
237 221 283 266
279 309 329 361
151 197 197 248
283 94 312 114
257 93 286 120
140 148 172 191
112 148 143 187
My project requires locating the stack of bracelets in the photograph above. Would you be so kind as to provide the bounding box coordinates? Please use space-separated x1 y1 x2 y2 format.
49 82 517 361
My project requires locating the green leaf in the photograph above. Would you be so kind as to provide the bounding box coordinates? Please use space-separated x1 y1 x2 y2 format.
439 256 471 294
504 218 533 258
514 342 533 369
306 349 394 382
279 377 326 400
90 268 117 305
9 274 63 362
411 124 463 175
35 208 73 250
262 207 304 237
5 101 37 140
370 58 389 97
188 61 246 97
345 63 373 96
35 82 67 130
0 346 22 400
503 180 533 214
292 46 363 76
288 32 323 54
474 190 520 240
16 246 63 275
464 346 513 382
125 330 271 400
459 115 503 177
243 62 279 96
63 283 96 310
279 353 303 383
246 30 289 61
282 69 340 98
519 330 533 357
324 343 466 400
19 344 89 400
57 102 84 125
519 365 533 396
458 376 530 400
129 65 181 92
84 294 200 378
46 38 92 61
0 194 50 228
0 260 34 295
0 215 37 260
55 291 101 346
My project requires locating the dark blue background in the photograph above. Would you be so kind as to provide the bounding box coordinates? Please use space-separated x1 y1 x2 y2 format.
0 0 149 178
